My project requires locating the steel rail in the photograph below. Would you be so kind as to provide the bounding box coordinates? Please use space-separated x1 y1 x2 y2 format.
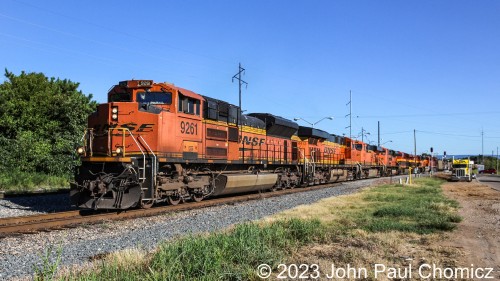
0 176 400 237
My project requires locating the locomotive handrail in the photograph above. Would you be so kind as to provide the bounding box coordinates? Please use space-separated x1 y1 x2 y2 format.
80 128 94 157
310 150 316 175
138 135 157 186
107 127 147 182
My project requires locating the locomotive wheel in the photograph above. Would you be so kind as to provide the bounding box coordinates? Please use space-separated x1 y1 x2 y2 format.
140 199 154 209
167 195 181 205
191 193 203 202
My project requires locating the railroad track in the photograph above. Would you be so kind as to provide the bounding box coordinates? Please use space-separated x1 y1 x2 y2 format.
0 176 401 237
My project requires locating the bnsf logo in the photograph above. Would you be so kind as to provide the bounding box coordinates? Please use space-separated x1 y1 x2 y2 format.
240 136 266 146
93 123 154 133
324 147 335 154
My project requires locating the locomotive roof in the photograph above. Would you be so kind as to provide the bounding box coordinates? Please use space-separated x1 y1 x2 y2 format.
201 95 236 107
247 113 298 130
297 126 331 140
247 113 299 137
177 86 204 99
240 114 266 129
329 134 345 144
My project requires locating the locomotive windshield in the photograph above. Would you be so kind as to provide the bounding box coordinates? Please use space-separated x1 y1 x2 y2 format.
109 92 131 102
137 91 172 104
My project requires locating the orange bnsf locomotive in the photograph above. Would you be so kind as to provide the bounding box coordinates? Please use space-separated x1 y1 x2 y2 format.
71 80 418 210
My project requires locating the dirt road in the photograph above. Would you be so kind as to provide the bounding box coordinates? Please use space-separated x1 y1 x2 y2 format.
441 180 500 278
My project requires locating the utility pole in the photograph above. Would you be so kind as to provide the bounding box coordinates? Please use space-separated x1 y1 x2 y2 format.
349 91 352 140
378 121 380 147
232 63 247 134
481 129 484 164
496 147 498 173
414 129 416 157
345 90 352 140
232 63 247 114
362 127 364 143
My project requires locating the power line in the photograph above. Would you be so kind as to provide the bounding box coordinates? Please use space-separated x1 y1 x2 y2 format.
382 130 414 135
356 111 500 119
417 130 500 139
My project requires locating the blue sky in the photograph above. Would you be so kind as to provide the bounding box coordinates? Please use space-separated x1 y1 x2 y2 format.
2 0 499 156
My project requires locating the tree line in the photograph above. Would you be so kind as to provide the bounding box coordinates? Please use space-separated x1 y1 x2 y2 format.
0 69 97 188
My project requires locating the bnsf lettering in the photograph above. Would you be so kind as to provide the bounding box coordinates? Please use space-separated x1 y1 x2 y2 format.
240 136 266 146
324 147 335 154
121 122 138 131
93 123 117 132
93 123 154 133
137 124 154 132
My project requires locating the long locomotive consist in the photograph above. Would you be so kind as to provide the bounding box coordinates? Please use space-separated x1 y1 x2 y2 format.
71 80 432 209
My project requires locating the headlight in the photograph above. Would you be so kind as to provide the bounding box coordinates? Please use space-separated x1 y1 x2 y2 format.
77 146 85 155
111 106 118 120
116 147 123 155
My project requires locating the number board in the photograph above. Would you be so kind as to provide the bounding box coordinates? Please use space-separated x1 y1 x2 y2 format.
180 121 198 135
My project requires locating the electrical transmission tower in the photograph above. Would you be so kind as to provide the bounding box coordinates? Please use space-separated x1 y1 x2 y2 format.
345 90 352 140
232 63 247 137
232 63 248 116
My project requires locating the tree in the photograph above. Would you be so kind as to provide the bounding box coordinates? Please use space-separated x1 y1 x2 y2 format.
0 69 97 177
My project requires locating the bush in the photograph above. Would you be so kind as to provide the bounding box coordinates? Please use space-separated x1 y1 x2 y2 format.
0 70 96 187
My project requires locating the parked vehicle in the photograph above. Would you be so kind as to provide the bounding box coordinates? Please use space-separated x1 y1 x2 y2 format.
479 168 496 174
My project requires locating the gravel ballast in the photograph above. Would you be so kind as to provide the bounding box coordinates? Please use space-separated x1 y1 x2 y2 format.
0 177 401 280
0 193 74 219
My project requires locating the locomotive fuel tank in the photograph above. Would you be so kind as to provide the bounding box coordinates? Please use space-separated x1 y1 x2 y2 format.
212 173 278 196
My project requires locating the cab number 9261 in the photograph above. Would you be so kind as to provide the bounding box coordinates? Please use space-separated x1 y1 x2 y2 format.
180 121 198 135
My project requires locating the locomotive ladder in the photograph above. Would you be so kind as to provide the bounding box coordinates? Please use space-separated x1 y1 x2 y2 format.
137 135 157 200
107 128 157 184
108 128 158 201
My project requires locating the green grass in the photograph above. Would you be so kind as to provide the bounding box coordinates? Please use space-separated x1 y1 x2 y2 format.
60 177 461 280
0 170 69 193
67 219 324 281
353 178 461 234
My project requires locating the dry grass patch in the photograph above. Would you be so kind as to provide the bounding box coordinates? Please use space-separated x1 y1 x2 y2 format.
264 192 370 224
104 248 149 270
289 231 461 280
50 248 150 280
264 178 463 280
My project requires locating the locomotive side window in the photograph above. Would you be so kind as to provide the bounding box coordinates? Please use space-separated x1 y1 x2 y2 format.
178 94 200 116
137 91 172 104
110 92 131 102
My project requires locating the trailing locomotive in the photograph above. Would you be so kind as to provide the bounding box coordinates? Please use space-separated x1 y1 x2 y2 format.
71 80 421 210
